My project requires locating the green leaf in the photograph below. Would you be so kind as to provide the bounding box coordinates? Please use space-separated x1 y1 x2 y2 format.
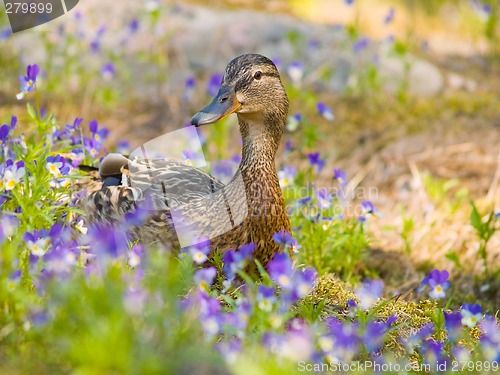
26 102 38 120
445 250 462 269
469 200 483 237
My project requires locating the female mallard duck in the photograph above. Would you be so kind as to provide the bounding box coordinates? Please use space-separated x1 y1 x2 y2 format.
81 54 291 266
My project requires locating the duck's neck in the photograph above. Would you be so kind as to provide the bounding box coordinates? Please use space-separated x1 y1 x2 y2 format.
238 112 284 176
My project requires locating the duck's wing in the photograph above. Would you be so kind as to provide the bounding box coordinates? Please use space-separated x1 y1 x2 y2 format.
78 155 225 225
125 158 224 206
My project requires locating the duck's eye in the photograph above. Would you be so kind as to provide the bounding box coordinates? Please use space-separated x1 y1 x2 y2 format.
253 71 262 80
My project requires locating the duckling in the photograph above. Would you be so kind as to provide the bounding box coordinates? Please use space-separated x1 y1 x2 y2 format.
80 54 291 266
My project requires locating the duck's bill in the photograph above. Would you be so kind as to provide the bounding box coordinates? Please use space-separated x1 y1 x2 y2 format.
191 87 242 126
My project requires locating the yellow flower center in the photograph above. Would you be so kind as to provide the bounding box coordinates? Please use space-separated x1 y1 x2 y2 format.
278 275 290 287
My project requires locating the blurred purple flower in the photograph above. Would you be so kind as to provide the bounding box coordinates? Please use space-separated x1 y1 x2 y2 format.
194 267 217 291
3 160 25 191
0 214 18 239
461 303 482 328
117 140 131 154
479 315 500 361
278 165 296 188
182 76 196 101
444 311 462 342
86 223 128 259
207 73 223 97
90 25 106 53
257 285 276 311
361 200 377 215
355 279 383 310
421 339 448 368
44 244 78 276
215 339 241 364
324 318 360 361
272 229 294 248
317 102 335 121
361 320 389 352
189 241 211 264
333 168 347 185
222 243 255 280
316 188 332 210
353 37 369 53
128 244 143 268
286 113 302 131
101 62 115 80
403 322 434 351
0 125 10 146
289 267 316 301
271 57 282 70
383 7 396 24
297 196 311 206
128 19 140 34
0 27 11 40
197 292 222 337
307 152 325 172
24 229 50 257
287 61 304 85
267 252 293 289
45 154 65 177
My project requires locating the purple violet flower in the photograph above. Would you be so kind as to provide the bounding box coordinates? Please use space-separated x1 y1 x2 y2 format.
316 188 332 210
355 279 384 310
419 269 450 300
257 285 276 311
383 7 396 25
267 252 293 289
307 152 325 172
333 168 347 185
286 113 302 132
317 102 335 121
189 241 211 264
460 303 482 328
444 311 463 342
89 120 109 144
272 229 294 248
353 37 369 53
278 166 297 188
222 243 255 280
194 267 217 292
287 61 304 86
17 64 40 100
101 62 115 80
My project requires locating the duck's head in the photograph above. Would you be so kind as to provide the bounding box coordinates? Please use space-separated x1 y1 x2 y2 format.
191 54 288 127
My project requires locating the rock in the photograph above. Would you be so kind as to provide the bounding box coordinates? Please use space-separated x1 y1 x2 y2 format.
379 55 444 96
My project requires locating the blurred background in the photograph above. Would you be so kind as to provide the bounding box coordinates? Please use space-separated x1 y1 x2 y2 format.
1 0 499 290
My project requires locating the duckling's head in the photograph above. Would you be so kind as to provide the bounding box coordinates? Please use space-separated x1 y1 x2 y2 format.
191 54 288 127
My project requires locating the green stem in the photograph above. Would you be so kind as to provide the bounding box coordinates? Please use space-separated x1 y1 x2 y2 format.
34 85 41 130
